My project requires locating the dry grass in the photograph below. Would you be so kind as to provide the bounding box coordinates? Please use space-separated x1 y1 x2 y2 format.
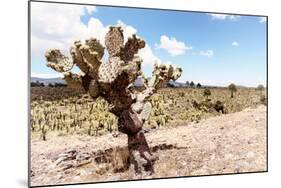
30 87 266 141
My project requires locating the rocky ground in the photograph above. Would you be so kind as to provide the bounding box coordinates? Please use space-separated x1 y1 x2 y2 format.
30 105 267 187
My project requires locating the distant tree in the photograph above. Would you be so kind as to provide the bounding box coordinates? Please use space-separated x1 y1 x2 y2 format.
186 81 190 87
167 82 175 88
31 81 45 87
30 82 37 87
54 83 67 87
228 83 237 98
35 80 40 86
197 83 202 88
190 81 195 88
203 88 211 100
257 84 265 91
48 83 54 87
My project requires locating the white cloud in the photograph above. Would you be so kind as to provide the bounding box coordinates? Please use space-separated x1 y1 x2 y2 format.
259 17 267 23
31 3 138 55
156 35 192 56
207 13 240 21
31 2 161 75
138 45 161 67
85 18 109 46
85 6 97 14
31 3 91 55
199 50 214 58
31 72 62 78
232 41 239 47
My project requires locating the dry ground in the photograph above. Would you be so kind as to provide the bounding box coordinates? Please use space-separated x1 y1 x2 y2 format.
31 105 267 187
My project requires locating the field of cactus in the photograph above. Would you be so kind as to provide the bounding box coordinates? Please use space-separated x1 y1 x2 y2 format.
30 86 266 141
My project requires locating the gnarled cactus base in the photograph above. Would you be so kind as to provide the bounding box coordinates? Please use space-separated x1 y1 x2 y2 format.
128 131 155 175
117 109 156 175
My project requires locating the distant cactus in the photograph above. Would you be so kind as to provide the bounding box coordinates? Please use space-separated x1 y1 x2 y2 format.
203 88 211 100
41 124 47 141
228 83 237 98
44 26 182 175
257 84 265 95
214 100 225 113
190 81 195 88
260 94 267 105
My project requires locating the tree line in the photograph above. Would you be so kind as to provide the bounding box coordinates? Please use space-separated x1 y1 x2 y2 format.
31 81 67 87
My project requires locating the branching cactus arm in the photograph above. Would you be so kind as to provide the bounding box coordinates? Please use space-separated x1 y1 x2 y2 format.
148 63 182 89
70 39 104 78
105 26 124 58
120 34 145 62
131 64 182 124
45 49 74 72
45 38 105 80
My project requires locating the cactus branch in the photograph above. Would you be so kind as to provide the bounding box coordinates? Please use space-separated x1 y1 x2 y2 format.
45 49 74 72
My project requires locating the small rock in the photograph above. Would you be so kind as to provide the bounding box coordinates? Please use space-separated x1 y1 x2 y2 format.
180 161 187 166
112 133 119 138
76 159 92 167
76 152 91 161
55 157 67 165
106 175 121 181
73 176 81 181
224 153 233 160
246 152 255 158
79 170 90 176
60 162 74 171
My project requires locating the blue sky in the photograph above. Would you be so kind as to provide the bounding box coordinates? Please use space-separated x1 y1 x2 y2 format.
31 2 267 87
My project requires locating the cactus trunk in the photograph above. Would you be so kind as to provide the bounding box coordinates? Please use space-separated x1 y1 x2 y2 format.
117 109 154 174
128 131 154 174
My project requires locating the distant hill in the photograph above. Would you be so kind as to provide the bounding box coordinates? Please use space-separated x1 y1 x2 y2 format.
31 76 185 88
134 77 186 88
30 76 205 88
31 77 250 88
31 77 65 86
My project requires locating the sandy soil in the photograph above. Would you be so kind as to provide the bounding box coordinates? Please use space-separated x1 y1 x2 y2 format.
30 105 267 186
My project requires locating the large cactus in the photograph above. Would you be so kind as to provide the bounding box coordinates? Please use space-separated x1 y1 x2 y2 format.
45 26 182 175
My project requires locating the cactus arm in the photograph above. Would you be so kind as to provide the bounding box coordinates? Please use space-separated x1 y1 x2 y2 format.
148 63 182 89
63 72 99 98
62 72 83 89
131 63 182 122
139 63 182 100
105 26 124 57
70 39 104 78
120 34 145 62
45 49 74 72
80 38 104 77
122 55 143 84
